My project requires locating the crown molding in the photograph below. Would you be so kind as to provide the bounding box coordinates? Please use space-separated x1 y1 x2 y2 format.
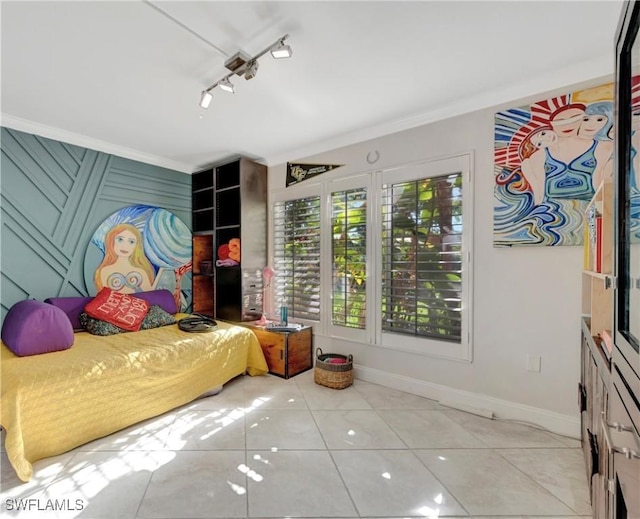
264 54 613 167
0 114 196 174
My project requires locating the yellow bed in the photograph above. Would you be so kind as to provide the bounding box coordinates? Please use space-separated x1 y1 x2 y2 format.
0 317 267 482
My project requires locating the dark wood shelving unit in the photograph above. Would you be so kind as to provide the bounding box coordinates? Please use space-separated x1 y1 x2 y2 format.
191 158 267 321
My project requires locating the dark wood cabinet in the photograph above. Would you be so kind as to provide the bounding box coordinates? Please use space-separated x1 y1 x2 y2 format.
192 168 215 315
191 158 267 320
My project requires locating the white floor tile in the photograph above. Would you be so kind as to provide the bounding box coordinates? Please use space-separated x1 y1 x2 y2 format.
298 382 373 410
137 450 247 518
75 413 177 452
1 373 593 519
352 381 441 409
378 409 488 448
499 448 592 515
313 410 406 449
246 450 357 517
292 369 316 385
243 375 308 410
443 410 568 448
1 450 77 513
35 451 161 519
416 449 576 515
245 410 325 450
181 375 248 411
551 433 583 448
332 449 467 517
165 408 246 450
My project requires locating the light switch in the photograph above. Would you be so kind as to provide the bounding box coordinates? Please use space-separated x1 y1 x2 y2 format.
526 355 541 372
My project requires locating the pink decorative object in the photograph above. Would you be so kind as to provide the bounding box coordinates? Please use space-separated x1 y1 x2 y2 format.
263 266 275 280
600 329 614 353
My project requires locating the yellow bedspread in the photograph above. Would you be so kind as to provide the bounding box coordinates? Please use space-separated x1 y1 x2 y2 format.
0 317 267 482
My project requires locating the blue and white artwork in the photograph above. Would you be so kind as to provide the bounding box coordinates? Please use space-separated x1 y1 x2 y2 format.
494 83 615 246
84 205 192 310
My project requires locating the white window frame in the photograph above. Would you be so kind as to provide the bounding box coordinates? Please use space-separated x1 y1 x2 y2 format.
375 153 473 361
324 175 373 344
268 152 473 362
269 182 323 327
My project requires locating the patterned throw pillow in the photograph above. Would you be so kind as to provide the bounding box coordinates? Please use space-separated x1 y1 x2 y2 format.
80 305 176 336
84 288 150 332
79 312 123 336
140 305 176 330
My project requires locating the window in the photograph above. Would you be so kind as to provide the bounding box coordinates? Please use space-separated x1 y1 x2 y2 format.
269 153 472 360
381 173 463 342
272 196 321 321
331 187 367 329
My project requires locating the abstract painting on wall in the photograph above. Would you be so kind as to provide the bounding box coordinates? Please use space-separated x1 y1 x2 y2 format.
494 82 616 247
84 205 192 310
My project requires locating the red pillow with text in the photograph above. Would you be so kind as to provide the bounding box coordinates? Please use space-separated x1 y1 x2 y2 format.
84 288 150 332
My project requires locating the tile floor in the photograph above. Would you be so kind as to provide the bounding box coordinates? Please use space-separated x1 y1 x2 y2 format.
1 370 591 519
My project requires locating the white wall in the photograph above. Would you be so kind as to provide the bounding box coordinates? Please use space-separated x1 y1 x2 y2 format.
267 76 612 437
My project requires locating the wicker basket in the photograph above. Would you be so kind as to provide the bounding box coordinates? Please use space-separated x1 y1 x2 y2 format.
314 348 353 389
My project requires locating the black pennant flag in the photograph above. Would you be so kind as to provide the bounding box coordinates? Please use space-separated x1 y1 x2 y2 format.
286 163 344 187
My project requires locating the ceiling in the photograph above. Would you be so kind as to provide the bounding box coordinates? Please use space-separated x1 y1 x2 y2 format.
1 1 625 173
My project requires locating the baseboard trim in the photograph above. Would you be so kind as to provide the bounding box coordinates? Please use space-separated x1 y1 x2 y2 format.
353 364 580 439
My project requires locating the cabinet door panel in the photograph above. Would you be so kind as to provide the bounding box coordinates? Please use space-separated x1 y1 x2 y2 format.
286 329 313 377
252 329 285 376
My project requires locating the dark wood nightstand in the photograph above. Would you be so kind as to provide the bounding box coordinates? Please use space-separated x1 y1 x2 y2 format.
242 325 313 379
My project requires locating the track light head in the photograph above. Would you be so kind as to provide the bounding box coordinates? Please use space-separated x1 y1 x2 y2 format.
244 59 259 80
270 39 292 59
199 90 213 109
219 77 235 93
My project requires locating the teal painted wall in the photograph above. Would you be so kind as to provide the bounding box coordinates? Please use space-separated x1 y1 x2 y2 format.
0 127 192 321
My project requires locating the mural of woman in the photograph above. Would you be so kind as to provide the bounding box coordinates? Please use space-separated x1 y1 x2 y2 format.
519 104 613 205
579 101 614 141
519 126 557 205
493 83 626 246
94 223 156 293
85 205 192 310
546 104 612 198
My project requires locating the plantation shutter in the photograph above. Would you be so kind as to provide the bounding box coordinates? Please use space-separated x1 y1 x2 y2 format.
273 196 321 321
381 172 463 342
331 187 367 329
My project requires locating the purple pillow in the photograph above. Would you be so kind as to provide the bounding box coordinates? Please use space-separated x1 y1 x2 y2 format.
136 290 178 314
1 300 74 357
44 296 94 331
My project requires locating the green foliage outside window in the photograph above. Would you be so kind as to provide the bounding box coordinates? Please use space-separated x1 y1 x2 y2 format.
274 196 321 320
332 189 367 329
381 173 463 342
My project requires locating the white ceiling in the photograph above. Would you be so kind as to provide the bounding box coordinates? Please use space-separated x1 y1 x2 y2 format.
1 1 624 173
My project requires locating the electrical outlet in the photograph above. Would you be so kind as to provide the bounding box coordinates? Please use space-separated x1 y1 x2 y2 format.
526 355 542 372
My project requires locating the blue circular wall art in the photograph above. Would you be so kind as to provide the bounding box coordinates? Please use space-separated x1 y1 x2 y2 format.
84 205 192 311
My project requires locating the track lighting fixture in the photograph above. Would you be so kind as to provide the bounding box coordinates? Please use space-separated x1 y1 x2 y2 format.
218 77 235 93
198 34 291 109
270 38 293 59
199 90 213 109
244 59 259 80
